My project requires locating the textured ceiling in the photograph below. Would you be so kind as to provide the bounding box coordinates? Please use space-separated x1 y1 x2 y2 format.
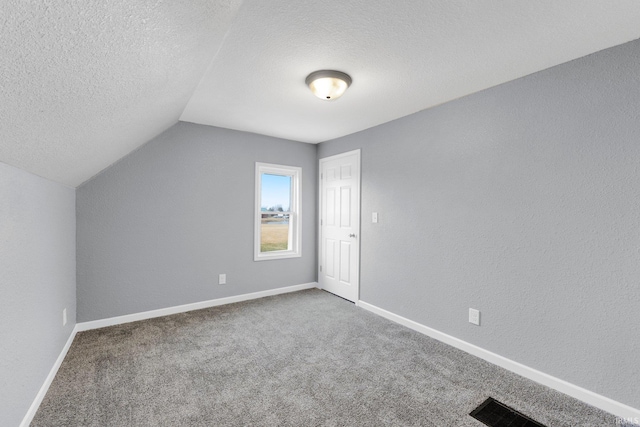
3 1 640 187
181 0 640 143
0 0 242 187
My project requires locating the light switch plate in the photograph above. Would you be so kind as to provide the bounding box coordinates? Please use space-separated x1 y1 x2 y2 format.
372 212 378 223
219 274 226 285
469 308 480 326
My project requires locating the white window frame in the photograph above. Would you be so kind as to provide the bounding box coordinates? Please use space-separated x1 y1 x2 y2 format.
254 162 302 261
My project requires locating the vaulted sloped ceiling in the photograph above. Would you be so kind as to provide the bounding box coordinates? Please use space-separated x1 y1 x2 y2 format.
0 0 242 187
2 1 640 187
181 0 640 143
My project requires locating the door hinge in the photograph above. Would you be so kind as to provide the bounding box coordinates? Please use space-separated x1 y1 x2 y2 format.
321 173 323 179
320 219 323 226
320 265 322 272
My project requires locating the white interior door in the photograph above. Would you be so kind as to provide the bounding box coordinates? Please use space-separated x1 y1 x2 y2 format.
319 149 360 302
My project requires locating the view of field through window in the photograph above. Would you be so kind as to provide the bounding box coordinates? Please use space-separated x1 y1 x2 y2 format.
260 173 291 252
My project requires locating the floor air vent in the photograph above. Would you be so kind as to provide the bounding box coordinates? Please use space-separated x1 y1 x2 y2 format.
470 397 547 427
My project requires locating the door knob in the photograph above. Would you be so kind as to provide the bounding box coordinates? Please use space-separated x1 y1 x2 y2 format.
349 233 357 238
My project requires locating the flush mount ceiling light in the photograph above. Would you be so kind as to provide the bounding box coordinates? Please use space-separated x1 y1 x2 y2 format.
305 70 352 101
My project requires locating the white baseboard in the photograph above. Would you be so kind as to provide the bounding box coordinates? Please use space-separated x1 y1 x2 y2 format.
76 282 318 332
20 325 79 427
358 300 640 422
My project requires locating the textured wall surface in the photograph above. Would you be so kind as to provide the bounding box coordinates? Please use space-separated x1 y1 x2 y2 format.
0 162 76 426
0 0 242 186
318 39 640 408
77 123 317 322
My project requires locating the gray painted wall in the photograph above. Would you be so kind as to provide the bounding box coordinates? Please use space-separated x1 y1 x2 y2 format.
0 162 76 426
77 123 317 322
319 39 640 408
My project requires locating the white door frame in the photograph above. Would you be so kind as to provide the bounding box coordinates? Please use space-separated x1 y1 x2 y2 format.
318 149 361 303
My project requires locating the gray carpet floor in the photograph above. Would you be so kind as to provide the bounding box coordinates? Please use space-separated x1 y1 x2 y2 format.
33 289 619 426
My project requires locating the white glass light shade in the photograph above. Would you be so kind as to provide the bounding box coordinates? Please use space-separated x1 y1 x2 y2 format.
305 70 352 101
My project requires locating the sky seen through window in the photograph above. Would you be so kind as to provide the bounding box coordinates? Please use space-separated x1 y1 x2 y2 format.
261 173 291 211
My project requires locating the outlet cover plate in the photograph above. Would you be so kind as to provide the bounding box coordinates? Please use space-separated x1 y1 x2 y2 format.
219 274 227 285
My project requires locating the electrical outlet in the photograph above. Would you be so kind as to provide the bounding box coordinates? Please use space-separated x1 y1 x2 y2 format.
62 308 67 326
469 308 480 326
219 274 227 285
372 212 378 223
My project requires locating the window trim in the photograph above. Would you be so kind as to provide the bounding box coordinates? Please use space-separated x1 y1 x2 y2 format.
254 162 302 261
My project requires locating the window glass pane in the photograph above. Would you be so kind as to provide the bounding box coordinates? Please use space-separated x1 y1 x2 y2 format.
260 174 292 252
261 173 291 212
260 213 290 252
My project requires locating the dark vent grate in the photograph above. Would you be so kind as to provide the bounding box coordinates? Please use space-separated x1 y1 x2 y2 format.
470 397 547 427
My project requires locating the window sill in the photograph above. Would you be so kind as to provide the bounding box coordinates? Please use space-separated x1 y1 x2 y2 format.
254 251 302 262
